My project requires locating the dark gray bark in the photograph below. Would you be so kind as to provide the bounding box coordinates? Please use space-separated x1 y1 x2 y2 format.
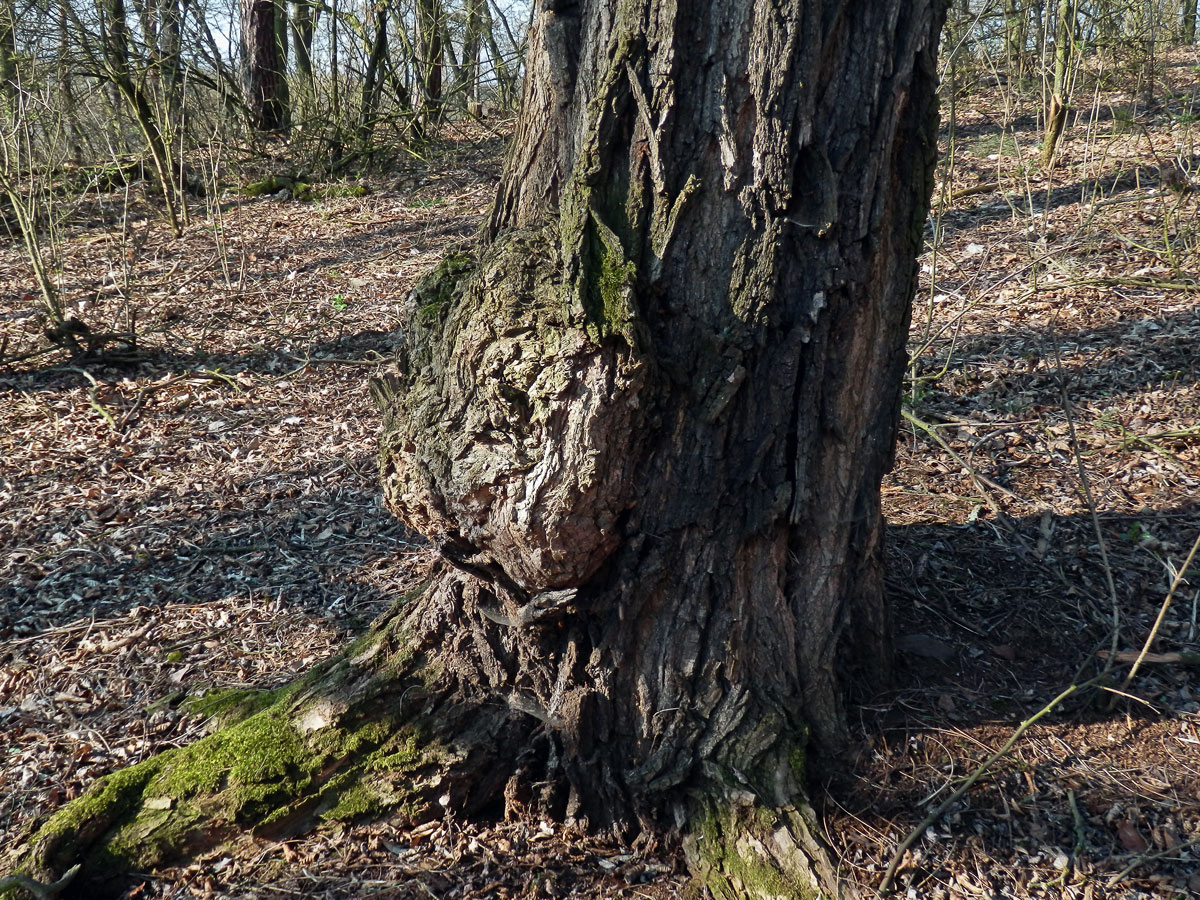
0 0 16 114
156 0 184 123
355 0 388 149
414 0 443 129
459 0 484 106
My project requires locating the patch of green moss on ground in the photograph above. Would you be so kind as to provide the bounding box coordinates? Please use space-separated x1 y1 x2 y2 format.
312 182 369 200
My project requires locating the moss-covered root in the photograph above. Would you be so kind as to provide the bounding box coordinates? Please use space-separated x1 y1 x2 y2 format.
12 602 450 898
16 698 438 896
686 798 847 900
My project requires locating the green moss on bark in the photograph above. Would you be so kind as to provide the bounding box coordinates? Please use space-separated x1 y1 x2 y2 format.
414 251 475 324
21 602 444 886
690 802 824 900
30 754 171 869
149 707 311 814
184 687 281 727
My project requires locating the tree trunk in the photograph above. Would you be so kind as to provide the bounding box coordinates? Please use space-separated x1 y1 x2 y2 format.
479 0 510 107
20 1 946 898
156 0 184 126
292 0 315 88
1033 0 1046 59
57 4 84 162
1184 0 1198 44
0 0 16 117
414 0 442 131
1041 0 1075 167
459 0 484 109
355 0 388 150
1005 0 1027 76
241 0 289 132
97 0 183 233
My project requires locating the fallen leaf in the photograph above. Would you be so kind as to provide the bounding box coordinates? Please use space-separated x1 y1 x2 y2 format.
1116 820 1149 852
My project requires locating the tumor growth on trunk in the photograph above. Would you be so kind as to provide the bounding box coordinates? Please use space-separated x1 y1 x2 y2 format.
15 2 947 898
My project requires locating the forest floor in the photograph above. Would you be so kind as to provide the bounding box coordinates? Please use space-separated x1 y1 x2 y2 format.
2 52 1200 900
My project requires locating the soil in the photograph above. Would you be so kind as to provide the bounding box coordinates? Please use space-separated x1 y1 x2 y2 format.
2 54 1199 900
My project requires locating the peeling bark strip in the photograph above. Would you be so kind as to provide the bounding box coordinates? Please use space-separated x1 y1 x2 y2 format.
20 2 945 898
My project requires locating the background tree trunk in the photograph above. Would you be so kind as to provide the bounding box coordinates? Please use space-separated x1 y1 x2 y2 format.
1041 0 1075 166
0 0 16 116
23 1 946 897
414 0 442 131
459 0 484 111
292 0 315 88
1005 0 1027 77
355 0 388 150
241 0 289 132
97 0 183 232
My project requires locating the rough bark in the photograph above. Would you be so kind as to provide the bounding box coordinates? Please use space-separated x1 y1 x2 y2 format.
355 0 389 149
15 2 946 898
459 0 484 106
1004 0 1027 76
241 0 289 132
292 0 315 87
0 0 16 115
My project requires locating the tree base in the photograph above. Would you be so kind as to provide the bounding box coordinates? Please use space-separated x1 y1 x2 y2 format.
10 585 534 897
8 582 853 900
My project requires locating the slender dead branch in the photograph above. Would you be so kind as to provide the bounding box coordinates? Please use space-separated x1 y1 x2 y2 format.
1117 530 1200 693
878 679 1098 896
